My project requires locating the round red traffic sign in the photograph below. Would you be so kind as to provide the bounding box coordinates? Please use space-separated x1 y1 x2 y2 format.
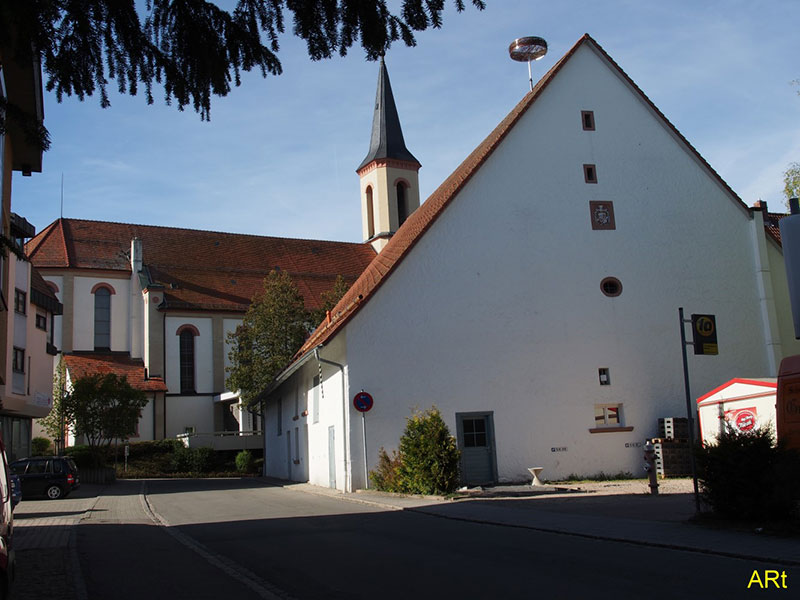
353 391 374 413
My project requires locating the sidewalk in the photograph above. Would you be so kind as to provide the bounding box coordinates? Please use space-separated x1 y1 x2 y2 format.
284 478 800 566
12 484 103 600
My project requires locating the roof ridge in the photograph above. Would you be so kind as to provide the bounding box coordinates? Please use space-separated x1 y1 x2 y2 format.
298 35 587 357
294 32 751 365
53 217 371 247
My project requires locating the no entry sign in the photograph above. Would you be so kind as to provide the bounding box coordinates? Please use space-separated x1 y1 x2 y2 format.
353 391 374 413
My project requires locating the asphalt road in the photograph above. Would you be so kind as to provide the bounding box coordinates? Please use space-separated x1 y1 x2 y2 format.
68 478 792 600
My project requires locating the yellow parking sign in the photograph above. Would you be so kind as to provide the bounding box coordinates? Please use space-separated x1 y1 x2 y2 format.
691 314 718 355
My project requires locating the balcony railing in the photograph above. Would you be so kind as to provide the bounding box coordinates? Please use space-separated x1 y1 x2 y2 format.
176 430 263 451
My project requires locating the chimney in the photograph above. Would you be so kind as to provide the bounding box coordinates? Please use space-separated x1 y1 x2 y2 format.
131 238 143 273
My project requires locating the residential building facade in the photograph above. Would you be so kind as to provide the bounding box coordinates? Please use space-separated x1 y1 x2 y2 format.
1 41 63 459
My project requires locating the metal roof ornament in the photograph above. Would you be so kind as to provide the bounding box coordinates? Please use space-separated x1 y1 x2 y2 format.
509 36 548 92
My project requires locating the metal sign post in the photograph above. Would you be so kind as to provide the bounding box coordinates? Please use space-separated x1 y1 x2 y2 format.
679 307 710 513
353 391 374 489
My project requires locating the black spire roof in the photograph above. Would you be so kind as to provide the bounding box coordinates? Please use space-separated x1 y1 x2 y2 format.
357 57 420 171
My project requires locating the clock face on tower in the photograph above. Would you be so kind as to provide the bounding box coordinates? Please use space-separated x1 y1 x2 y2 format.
589 201 616 230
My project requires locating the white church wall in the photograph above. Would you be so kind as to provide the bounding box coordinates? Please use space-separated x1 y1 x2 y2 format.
342 42 775 484
166 395 215 437
129 396 156 441
71 276 130 351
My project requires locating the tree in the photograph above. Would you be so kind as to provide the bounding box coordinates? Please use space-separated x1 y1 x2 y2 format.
63 373 148 463
784 162 800 203
1 0 486 143
38 355 69 453
309 274 350 325
226 270 310 407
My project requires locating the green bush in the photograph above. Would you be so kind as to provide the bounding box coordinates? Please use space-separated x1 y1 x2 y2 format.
695 425 800 520
371 407 461 495
235 450 255 473
31 437 53 456
370 447 403 492
63 444 103 468
194 447 215 472
170 446 216 473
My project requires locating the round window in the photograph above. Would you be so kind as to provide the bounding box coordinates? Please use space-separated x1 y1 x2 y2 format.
600 277 622 297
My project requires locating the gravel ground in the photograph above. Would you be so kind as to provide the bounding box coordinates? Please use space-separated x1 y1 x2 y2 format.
558 477 695 496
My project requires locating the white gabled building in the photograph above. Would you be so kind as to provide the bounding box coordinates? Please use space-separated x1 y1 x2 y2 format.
263 34 800 490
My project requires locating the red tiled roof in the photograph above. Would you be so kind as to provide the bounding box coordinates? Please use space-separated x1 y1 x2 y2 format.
296 33 749 359
63 353 168 392
765 212 786 244
27 219 376 312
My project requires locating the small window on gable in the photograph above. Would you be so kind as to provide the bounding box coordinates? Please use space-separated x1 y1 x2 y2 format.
589 403 634 433
595 404 622 427
582 110 595 131
584 164 598 184
35 313 47 331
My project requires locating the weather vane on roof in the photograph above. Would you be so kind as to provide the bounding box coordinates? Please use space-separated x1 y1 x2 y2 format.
509 36 548 92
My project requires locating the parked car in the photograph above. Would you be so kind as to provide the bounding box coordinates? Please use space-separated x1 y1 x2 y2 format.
9 475 20 509
10 457 80 500
0 437 16 599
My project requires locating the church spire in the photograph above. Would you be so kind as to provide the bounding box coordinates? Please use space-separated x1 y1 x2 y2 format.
357 57 421 252
357 57 420 171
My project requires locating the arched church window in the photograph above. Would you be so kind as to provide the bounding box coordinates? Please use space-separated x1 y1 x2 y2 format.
366 186 375 238
92 285 114 349
177 325 198 394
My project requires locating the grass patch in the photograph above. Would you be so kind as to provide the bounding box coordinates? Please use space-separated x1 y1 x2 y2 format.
554 471 639 484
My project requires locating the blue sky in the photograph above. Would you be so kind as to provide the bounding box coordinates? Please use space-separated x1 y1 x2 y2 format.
13 0 800 243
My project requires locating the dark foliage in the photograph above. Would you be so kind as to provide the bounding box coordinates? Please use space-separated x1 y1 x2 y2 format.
695 425 800 520
369 446 403 492
235 449 256 473
31 437 53 456
0 0 486 144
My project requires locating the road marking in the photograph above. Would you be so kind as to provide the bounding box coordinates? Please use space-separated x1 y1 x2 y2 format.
138 482 295 600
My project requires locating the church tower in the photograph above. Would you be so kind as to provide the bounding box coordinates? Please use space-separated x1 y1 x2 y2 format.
357 57 421 252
